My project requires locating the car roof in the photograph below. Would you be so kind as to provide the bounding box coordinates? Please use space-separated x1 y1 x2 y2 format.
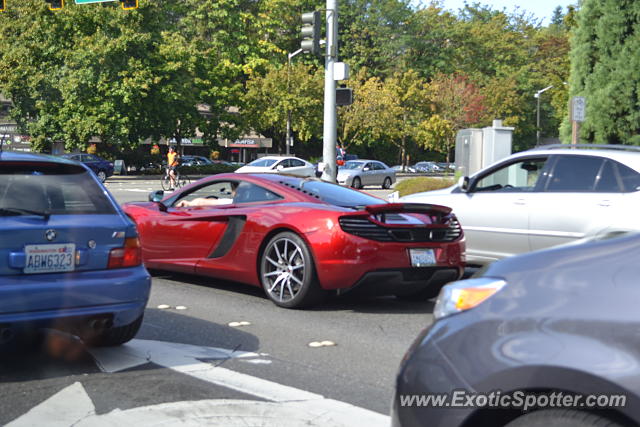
1 151 80 166
512 145 640 173
256 156 303 161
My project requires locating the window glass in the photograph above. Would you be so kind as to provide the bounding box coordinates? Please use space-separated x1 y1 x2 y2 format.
247 158 278 167
177 181 237 205
290 159 305 167
373 162 386 170
593 160 621 192
616 162 640 192
546 156 603 192
302 180 383 208
278 159 291 168
0 163 116 215
343 161 364 170
234 182 283 203
475 158 547 192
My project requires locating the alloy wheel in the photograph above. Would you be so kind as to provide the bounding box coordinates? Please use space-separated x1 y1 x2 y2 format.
262 237 306 303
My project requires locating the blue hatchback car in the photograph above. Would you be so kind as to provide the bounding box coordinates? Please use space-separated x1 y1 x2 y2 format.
0 151 150 346
60 153 114 182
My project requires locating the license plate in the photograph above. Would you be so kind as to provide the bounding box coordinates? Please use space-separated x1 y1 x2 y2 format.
409 248 436 267
24 244 76 274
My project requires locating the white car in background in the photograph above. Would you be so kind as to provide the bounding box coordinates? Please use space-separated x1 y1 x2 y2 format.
401 145 640 266
234 156 316 177
337 160 396 189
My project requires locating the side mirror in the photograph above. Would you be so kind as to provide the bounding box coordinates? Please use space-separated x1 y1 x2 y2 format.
363 167 370 171
276 165 284 171
458 176 471 193
149 190 165 202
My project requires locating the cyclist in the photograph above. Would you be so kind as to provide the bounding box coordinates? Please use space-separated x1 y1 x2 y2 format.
166 146 180 190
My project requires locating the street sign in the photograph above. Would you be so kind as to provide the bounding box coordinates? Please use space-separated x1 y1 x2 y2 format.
75 0 116 4
571 96 586 122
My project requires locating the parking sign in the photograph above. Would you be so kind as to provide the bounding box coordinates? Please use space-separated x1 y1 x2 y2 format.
572 96 586 122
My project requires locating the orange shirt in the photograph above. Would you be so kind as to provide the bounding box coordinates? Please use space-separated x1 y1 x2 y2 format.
167 152 178 167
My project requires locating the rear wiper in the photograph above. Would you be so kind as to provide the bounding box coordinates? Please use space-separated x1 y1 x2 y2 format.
0 207 51 220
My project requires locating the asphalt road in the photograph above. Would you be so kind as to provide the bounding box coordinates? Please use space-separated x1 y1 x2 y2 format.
0 175 439 426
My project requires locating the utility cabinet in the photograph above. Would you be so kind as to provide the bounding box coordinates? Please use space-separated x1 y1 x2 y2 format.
455 120 514 177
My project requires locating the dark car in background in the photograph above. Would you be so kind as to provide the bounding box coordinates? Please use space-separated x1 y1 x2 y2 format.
0 151 151 347
181 155 220 167
60 153 114 182
393 232 640 427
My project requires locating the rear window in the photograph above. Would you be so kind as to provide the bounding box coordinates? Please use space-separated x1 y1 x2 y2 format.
0 162 116 215
301 181 384 208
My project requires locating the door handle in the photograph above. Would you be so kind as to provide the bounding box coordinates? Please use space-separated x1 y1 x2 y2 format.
514 199 526 205
598 200 611 207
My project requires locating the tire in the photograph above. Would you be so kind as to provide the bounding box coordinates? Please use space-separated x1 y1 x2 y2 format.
161 175 172 191
382 177 392 189
259 232 325 308
97 170 107 182
505 409 623 427
351 176 362 189
85 315 144 347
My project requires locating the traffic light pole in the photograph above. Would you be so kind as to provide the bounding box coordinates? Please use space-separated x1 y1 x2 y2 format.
320 0 338 183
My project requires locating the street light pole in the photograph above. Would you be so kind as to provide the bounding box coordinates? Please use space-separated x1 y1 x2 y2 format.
534 85 553 146
286 49 303 156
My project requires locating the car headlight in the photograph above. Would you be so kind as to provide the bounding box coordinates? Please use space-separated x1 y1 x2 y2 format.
433 277 506 320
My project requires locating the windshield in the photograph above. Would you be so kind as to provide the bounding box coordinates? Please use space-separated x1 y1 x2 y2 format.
247 158 278 167
342 161 364 170
302 180 383 208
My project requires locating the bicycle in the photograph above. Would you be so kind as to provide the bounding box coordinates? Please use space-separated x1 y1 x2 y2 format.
161 168 190 191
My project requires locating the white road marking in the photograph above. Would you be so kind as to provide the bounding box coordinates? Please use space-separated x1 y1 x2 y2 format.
88 339 388 425
7 382 94 427
9 383 387 427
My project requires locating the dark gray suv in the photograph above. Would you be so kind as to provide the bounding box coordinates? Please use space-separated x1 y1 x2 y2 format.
393 232 640 427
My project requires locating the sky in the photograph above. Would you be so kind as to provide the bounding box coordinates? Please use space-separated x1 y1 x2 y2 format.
437 0 576 25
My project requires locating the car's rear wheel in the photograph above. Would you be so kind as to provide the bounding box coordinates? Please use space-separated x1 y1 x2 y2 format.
351 177 362 189
382 177 392 189
97 170 107 182
505 409 623 427
260 232 324 308
83 315 144 347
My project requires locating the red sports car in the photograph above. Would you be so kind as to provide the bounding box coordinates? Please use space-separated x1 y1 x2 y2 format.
123 173 465 308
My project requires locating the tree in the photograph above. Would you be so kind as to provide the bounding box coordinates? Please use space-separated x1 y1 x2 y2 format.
562 0 640 144
422 73 486 160
243 63 323 153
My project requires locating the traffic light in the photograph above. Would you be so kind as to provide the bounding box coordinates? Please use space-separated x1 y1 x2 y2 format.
301 11 321 56
120 0 138 10
46 0 63 11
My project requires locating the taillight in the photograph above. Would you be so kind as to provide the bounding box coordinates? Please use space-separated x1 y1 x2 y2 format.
108 237 142 269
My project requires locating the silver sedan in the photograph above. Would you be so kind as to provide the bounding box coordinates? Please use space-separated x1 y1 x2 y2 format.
337 160 396 189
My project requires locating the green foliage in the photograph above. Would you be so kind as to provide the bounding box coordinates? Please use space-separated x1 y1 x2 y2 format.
394 177 455 197
0 0 574 163
562 0 640 144
243 62 323 152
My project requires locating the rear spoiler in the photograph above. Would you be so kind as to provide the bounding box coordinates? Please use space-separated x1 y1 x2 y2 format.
364 203 452 216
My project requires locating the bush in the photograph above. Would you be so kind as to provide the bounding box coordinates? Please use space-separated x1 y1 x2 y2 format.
395 177 455 197
136 163 240 176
